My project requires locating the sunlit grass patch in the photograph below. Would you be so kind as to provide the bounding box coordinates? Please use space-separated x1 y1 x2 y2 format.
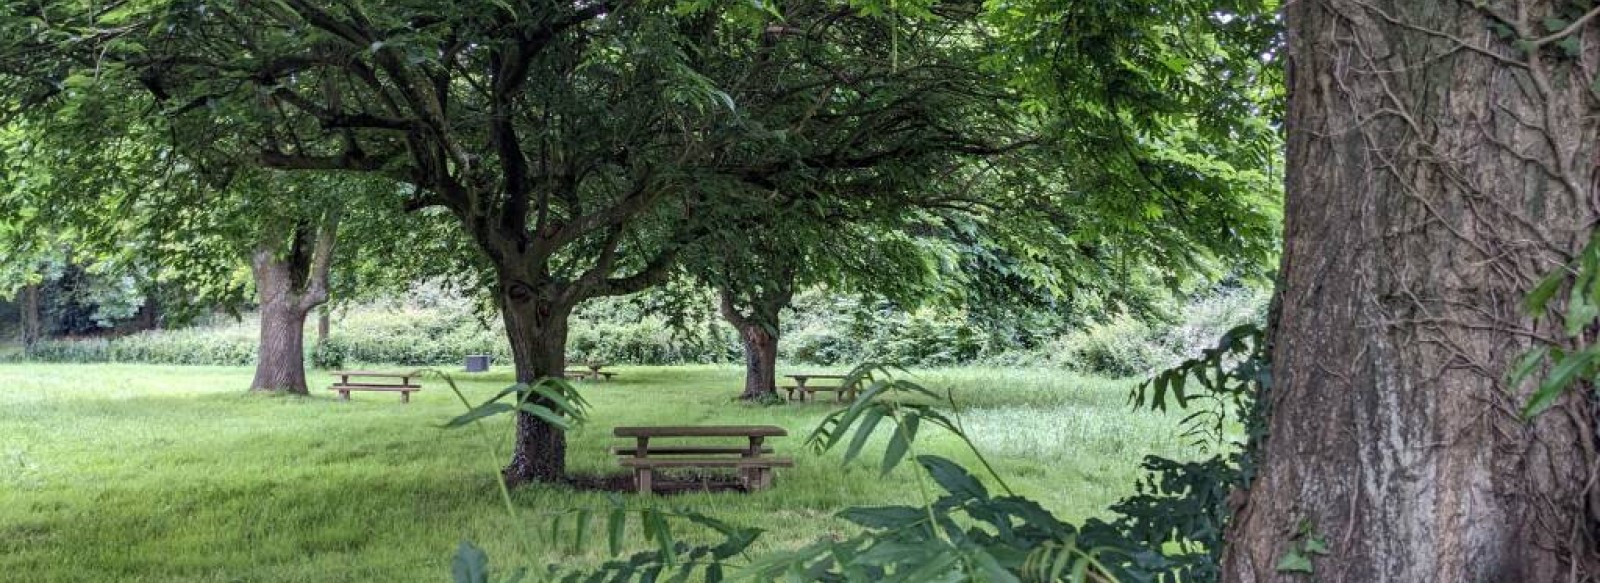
0 362 1189 582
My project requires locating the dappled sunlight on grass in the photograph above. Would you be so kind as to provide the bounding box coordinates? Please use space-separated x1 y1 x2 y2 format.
0 363 1187 581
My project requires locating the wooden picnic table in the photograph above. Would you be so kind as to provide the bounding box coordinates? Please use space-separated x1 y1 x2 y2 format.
328 370 422 403
612 425 791 494
784 373 859 402
564 363 618 382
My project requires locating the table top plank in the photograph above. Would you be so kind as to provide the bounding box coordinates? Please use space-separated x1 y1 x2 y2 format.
329 370 422 378
614 425 788 438
786 374 851 380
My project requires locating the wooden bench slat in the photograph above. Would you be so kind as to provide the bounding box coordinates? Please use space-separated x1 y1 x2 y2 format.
330 384 420 391
614 425 787 438
610 445 773 456
619 457 794 469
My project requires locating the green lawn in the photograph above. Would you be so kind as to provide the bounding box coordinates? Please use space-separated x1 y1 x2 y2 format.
0 363 1196 582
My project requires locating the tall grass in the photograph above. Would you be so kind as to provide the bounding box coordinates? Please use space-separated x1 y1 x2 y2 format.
10 286 1269 374
0 363 1194 582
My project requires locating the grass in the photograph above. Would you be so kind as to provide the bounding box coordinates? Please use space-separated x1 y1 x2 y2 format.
0 363 1199 582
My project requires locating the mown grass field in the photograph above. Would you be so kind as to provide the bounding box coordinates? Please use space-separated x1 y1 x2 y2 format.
0 363 1197 582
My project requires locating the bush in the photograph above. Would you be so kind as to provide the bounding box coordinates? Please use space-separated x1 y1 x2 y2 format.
1048 315 1172 377
15 285 1270 372
1035 286 1270 378
27 319 258 366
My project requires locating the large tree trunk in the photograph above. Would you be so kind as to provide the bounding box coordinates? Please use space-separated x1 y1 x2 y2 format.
719 282 791 400
248 213 340 395
131 295 161 332
499 278 575 486
1224 2 1600 581
251 293 311 393
316 308 330 344
736 324 779 400
19 282 41 350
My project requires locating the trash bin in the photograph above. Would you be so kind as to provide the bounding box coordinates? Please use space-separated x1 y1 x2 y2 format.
464 354 491 372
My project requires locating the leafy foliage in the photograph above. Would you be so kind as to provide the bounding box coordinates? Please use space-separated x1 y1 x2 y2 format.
1118 323 1270 581
1510 233 1600 418
448 334 1276 582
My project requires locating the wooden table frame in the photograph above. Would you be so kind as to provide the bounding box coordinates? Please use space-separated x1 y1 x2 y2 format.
328 370 422 403
784 374 858 402
564 363 616 382
612 425 789 493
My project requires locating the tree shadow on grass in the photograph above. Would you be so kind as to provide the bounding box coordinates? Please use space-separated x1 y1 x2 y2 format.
564 471 758 495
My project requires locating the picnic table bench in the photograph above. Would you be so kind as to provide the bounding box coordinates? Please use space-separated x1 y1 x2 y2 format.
613 425 792 494
328 370 422 403
783 374 859 402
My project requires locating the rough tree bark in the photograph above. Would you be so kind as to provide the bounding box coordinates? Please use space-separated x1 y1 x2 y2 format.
19 282 41 351
719 275 795 400
1223 1 1600 581
249 213 340 395
316 308 330 345
131 295 161 332
499 272 578 487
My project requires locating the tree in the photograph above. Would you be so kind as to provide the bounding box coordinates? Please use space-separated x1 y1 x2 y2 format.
698 221 934 399
676 1 1012 399
0 105 410 393
1223 1 1600 580
241 177 343 393
0 0 1019 483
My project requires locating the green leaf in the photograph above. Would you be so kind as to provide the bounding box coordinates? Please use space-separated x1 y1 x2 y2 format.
1558 36 1582 58
1506 346 1549 388
1521 348 1595 418
451 541 491 583
1302 536 1330 555
969 547 1022 583
880 414 919 475
607 508 626 557
836 505 926 529
440 403 515 429
572 509 591 553
1275 548 1313 573
515 403 573 431
842 407 885 465
918 455 987 500
1523 269 1565 314
646 510 675 565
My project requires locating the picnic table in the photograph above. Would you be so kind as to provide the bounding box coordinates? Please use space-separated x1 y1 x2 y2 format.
783 373 859 402
328 370 422 403
564 362 618 382
612 425 793 494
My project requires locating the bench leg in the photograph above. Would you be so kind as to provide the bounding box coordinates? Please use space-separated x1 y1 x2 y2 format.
401 391 411 404
756 467 773 490
338 390 350 401
636 468 653 495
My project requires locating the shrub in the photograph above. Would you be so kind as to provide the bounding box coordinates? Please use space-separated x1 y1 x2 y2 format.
15 285 1270 372
27 319 259 366
1048 315 1173 377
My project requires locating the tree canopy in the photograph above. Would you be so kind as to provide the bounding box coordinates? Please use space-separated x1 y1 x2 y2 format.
0 0 1285 484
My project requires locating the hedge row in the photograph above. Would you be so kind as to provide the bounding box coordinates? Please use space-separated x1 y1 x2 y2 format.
15 288 1268 376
